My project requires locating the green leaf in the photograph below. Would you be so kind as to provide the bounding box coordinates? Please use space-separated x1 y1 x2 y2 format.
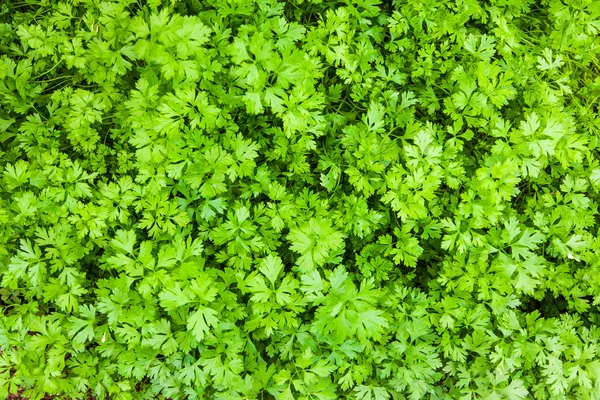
187 306 219 341
111 230 136 254
260 254 285 284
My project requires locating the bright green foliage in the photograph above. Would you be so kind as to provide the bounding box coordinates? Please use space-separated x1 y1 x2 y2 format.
1 0 600 399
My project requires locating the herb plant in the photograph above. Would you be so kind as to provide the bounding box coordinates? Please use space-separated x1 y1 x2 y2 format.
1 0 600 399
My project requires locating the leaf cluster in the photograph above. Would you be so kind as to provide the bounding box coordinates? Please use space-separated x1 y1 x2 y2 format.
1 0 600 399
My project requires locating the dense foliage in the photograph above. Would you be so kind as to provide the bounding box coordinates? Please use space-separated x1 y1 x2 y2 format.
1 0 600 398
